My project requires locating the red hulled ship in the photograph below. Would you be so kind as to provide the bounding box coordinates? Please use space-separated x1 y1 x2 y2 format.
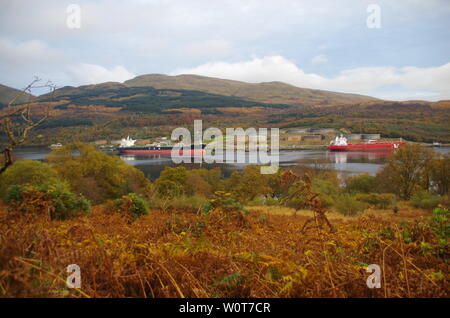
328 135 405 151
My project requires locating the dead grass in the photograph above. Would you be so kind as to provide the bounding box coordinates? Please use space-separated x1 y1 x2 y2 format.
0 204 448 298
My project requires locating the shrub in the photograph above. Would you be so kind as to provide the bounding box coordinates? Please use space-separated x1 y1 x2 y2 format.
5 183 90 220
355 193 396 209
334 194 368 216
312 178 338 207
0 160 61 198
154 179 184 198
429 207 449 240
203 191 248 215
411 190 441 210
344 174 378 194
154 167 188 198
110 193 149 220
47 143 150 204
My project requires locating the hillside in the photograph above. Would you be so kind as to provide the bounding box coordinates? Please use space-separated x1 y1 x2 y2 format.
1 74 448 145
38 84 291 114
124 74 378 106
0 84 34 106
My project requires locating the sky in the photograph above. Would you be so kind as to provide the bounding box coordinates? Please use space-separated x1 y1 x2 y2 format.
0 0 449 100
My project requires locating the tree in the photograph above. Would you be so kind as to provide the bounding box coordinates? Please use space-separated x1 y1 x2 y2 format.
0 160 61 197
0 77 55 174
430 154 450 196
345 174 379 194
225 165 275 203
154 166 188 198
376 144 435 199
47 142 150 204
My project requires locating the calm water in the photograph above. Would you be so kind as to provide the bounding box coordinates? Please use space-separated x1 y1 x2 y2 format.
14 146 450 181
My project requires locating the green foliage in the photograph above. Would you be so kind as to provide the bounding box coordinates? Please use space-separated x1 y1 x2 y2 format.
154 166 188 198
429 155 450 196
411 190 441 210
376 144 435 199
355 193 396 209
429 207 449 240
0 160 61 197
37 118 93 129
111 193 149 220
152 195 208 212
47 143 150 204
5 183 90 220
154 179 184 198
345 174 378 194
283 177 337 209
225 166 275 203
203 191 249 215
51 86 288 113
311 178 338 207
334 194 368 216
216 272 244 288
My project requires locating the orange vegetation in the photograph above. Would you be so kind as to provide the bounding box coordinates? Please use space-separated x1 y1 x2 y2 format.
0 204 448 298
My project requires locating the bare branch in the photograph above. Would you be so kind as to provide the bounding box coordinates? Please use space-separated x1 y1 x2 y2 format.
0 77 57 174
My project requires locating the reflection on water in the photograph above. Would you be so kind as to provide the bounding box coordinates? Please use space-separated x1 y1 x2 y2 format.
119 150 394 180
13 146 450 181
326 150 392 164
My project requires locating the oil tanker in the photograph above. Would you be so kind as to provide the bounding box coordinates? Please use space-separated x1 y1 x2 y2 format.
328 135 405 151
117 136 205 156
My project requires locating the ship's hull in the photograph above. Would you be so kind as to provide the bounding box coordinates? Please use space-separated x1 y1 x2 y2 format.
328 142 405 151
117 145 205 156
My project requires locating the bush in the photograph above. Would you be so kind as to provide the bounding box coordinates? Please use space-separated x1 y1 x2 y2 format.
203 191 248 215
0 160 61 198
429 207 449 240
312 178 338 207
47 143 150 204
5 183 90 220
344 174 378 194
355 193 396 209
110 193 149 220
411 190 441 210
154 179 184 198
154 167 188 198
334 194 368 216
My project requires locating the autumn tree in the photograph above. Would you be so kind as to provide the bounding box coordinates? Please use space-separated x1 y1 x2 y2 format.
0 77 55 174
225 165 275 203
154 166 188 198
376 144 435 199
430 154 450 196
47 142 150 204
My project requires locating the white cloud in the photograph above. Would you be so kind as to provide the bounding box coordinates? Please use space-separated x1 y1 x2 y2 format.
0 38 64 65
67 63 135 85
173 55 450 101
311 54 328 64
183 40 233 59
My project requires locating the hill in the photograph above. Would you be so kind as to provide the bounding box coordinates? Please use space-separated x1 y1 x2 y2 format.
3 74 448 145
124 74 378 106
0 84 34 106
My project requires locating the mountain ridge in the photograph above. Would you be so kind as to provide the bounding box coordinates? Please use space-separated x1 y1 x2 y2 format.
123 74 379 106
0 84 34 105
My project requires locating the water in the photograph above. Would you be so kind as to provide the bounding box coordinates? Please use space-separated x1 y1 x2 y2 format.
13 146 450 181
